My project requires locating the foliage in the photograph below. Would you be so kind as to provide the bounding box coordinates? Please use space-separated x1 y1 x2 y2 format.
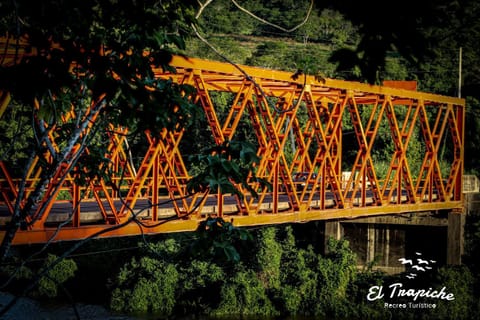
110 256 179 315
347 270 390 320
104 221 480 319
37 254 77 298
246 41 290 69
0 253 77 299
1 0 199 131
325 0 446 84
0 0 202 263
0 102 33 169
0 0 198 156
186 34 254 64
314 237 358 317
464 212 480 274
212 264 279 317
187 140 265 199
279 0 476 96
190 217 253 264
297 8 359 46
464 97 480 176
276 227 318 315
256 227 282 289
0 224 474 319
177 259 225 314
197 0 258 36
108 237 183 315
430 266 475 320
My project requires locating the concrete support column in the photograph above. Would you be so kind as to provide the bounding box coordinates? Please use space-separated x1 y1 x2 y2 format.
385 226 390 267
324 220 342 253
367 223 375 263
447 211 465 265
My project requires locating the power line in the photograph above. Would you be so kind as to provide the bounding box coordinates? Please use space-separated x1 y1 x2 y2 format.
230 0 314 33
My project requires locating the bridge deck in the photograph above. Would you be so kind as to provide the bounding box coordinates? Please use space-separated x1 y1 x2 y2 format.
0 189 458 245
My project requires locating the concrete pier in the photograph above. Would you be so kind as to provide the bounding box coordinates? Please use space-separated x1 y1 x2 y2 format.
324 208 465 272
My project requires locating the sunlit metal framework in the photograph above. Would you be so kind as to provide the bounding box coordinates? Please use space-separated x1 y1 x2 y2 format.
0 51 465 244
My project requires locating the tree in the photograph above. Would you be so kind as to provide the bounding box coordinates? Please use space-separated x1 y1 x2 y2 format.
324 0 468 84
0 0 201 261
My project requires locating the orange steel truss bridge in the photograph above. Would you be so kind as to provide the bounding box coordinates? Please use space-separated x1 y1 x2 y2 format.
0 43 465 245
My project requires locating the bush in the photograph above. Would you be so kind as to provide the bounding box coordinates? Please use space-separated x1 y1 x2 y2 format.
0 253 77 299
111 225 480 320
427 266 476 320
314 238 358 317
177 259 225 314
212 265 279 317
37 254 78 298
110 256 179 315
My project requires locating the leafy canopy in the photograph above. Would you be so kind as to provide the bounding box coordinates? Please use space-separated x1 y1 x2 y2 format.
0 0 199 134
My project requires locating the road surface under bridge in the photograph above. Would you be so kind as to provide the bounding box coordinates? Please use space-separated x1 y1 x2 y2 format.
0 44 465 245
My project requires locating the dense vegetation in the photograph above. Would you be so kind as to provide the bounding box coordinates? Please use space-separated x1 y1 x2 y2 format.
108 227 381 318
6 223 476 319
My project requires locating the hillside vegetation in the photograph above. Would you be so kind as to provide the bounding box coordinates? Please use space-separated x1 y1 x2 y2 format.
173 0 480 176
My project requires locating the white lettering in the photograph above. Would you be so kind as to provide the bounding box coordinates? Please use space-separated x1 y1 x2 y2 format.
386 283 455 301
367 286 384 301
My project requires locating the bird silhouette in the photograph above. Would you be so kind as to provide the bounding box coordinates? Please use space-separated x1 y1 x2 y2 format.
398 258 413 265
412 265 426 271
400 253 437 279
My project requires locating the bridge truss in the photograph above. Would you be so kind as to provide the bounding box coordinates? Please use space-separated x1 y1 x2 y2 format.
0 52 465 244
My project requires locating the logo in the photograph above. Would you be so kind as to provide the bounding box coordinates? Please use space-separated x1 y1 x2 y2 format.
399 251 436 279
366 252 455 309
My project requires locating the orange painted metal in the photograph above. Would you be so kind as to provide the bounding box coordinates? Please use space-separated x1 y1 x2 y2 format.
0 52 465 244
0 91 10 119
383 80 417 91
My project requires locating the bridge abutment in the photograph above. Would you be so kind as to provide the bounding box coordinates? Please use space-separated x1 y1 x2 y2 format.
324 205 470 272
447 211 465 265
